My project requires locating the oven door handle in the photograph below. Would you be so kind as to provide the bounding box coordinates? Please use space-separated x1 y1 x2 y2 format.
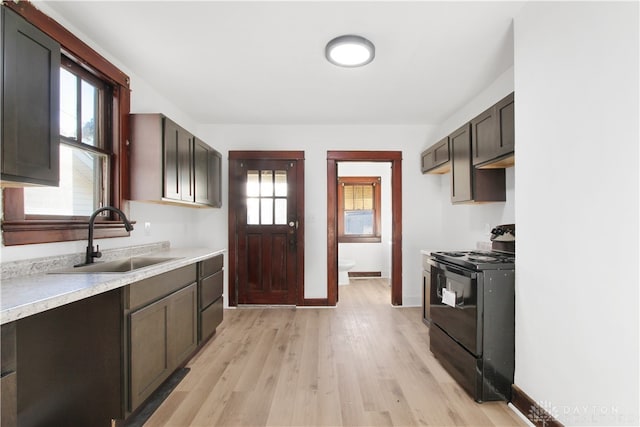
436 274 444 298
428 258 478 279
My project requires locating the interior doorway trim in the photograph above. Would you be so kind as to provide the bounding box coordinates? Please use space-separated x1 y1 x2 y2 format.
327 151 402 306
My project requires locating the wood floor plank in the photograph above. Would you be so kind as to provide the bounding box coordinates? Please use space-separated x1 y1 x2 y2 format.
144 279 526 427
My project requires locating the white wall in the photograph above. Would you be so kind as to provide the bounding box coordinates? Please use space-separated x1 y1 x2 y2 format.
425 66 516 250
196 124 441 305
338 162 392 278
514 2 639 425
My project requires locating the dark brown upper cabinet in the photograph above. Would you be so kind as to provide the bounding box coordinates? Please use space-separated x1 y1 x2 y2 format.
163 118 194 203
421 137 450 174
471 92 514 168
129 114 221 208
1 7 60 186
195 138 222 207
450 123 505 204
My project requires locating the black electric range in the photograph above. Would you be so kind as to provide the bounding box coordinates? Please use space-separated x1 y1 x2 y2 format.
426 224 516 403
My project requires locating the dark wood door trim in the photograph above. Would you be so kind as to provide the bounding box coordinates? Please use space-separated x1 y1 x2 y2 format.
228 151 305 306
327 151 403 306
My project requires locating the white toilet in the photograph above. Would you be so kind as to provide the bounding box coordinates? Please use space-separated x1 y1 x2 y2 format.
338 259 356 285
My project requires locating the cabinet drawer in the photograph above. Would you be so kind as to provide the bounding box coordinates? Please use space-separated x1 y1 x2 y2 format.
201 270 224 309
430 324 480 400
200 254 223 278
127 264 197 311
201 297 223 341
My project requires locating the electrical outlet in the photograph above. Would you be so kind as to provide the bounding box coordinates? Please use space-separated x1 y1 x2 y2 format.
144 222 151 236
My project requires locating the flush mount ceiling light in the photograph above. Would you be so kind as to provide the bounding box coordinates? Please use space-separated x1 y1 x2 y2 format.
325 35 375 68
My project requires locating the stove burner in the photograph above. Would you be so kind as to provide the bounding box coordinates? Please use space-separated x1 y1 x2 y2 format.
441 251 465 257
468 255 498 262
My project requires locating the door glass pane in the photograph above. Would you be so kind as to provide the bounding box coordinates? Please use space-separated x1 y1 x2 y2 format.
24 144 108 216
247 171 259 196
247 198 259 224
81 80 98 146
274 170 287 196
275 199 287 225
261 170 273 196
60 68 78 140
261 198 273 225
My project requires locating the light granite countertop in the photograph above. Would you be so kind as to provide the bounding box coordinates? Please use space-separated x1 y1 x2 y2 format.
1 246 224 325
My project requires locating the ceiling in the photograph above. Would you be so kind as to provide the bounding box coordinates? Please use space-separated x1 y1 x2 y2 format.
41 1 524 125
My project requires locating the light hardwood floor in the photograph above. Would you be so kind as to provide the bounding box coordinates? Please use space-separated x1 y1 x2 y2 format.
144 279 526 426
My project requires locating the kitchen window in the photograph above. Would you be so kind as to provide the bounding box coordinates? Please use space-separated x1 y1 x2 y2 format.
337 176 381 243
23 61 110 217
1 2 131 246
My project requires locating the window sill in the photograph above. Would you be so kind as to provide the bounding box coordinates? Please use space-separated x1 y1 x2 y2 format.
338 236 382 244
2 220 134 246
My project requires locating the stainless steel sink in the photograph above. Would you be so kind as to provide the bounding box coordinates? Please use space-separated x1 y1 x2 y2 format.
50 256 180 274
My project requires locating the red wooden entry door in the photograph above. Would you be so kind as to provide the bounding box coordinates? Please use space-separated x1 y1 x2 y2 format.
229 152 304 305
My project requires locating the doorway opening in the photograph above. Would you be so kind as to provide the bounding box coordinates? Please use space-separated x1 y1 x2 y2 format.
327 151 402 306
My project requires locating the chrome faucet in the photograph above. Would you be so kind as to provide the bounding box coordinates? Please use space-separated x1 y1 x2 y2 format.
80 206 134 266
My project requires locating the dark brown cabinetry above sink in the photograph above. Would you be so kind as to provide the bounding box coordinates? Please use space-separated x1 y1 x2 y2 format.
1 7 60 187
130 114 222 208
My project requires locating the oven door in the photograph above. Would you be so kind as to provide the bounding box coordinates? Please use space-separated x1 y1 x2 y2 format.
429 259 482 356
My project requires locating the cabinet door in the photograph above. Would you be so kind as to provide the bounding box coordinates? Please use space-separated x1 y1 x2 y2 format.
163 118 193 202
129 298 170 410
495 92 515 158
209 150 222 207
471 106 497 166
1 8 60 186
421 137 450 174
179 132 195 202
194 139 209 205
168 283 198 368
450 124 472 203
194 139 222 207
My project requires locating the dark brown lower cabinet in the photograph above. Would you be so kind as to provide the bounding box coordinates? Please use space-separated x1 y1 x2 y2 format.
126 267 197 413
198 254 224 343
129 296 171 410
129 283 197 410
15 290 123 427
5 262 203 426
1 322 17 427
